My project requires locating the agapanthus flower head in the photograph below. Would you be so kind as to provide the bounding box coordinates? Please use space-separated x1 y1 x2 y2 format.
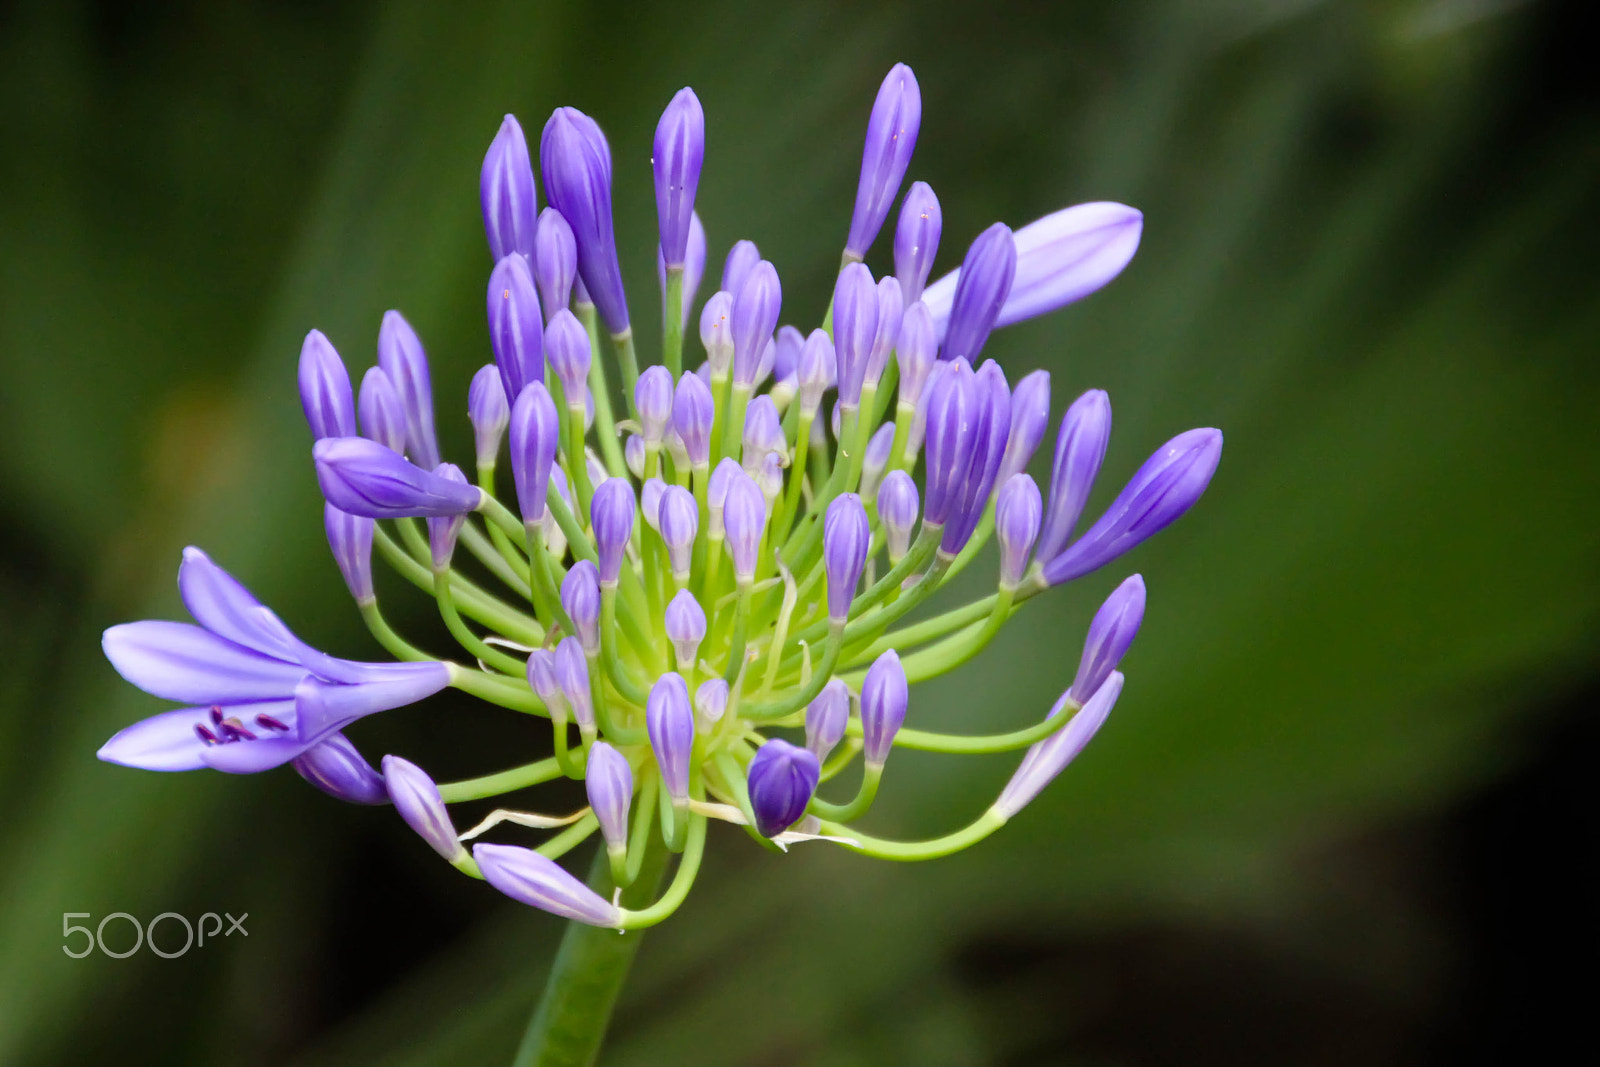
358 366 408 455
847 62 921 259
481 113 538 262
298 329 356 440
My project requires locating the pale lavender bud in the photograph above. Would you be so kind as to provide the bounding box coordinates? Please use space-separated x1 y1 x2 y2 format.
707 456 741 534
894 181 941 304
540 107 629 333
544 308 592 408
699 290 734 375
731 261 781 388
324 504 375 602
860 649 908 766
589 477 635 586
741 395 785 472
940 223 1016 363
635 365 674 444
806 678 850 762
823 493 871 622
487 253 545 403
509 381 560 524
533 207 577 318
876 469 919 563
474 843 620 927
1042 429 1222 585
657 485 698 580
383 755 465 862
293 732 388 805
624 434 646 479
553 635 594 729
665 588 707 669
542 467 572 556
358 366 408 455
721 470 767 581
832 262 879 407
1035 389 1112 564
846 63 921 259
640 477 666 531
865 276 903 387
995 474 1042 588
920 359 976 527
526 647 568 723
314 437 482 519
646 672 694 803
377 310 441 469
657 211 709 332
468 364 510 468
896 300 937 412
428 464 470 569
996 370 1050 487
584 740 634 854
298 329 356 440
797 328 835 416
585 444 606 487
653 87 704 268
1072 574 1145 702
772 324 803 394
748 739 821 838
673 372 714 467
753 337 777 390
859 423 896 501
941 359 1011 555
993 671 1122 820
721 239 760 295
561 559 601 655
694 676 728 732
664 426 690 473
481 114 538 261
830 399 844 441
755 452 785 502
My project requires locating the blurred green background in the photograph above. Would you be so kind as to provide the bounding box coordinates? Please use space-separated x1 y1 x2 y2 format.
2 0 1596 1063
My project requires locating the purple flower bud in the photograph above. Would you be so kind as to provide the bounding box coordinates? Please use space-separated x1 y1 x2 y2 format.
806 678 851 762
707 456 741 534
694 677 728 732
940 223 1016 363
468 364 510 468
508 381 560 524
860 422 897 501
584 740 634 854
474 843 621 927
657 485 699 580
635 365 674 444
860 649 908 766
487 253 545 404
941 359 1011 555
772 324 803 388
534 207 577 318
747 739 821 838
544 308 592 407
996 370 1050 487
672 372 715 468
1072 574 1145 702
823 493 871 622
832 262 879 407
298 330 356 440
846 63 921 259
896 300 937 411
646 672 694 803
481 114 538 261
876 469 919 563
731 261 781 388
554 635 594 729
993 671 1123 820
665 588 707 670
624 434 646 479
427 464 470 569
589 477 635 585
721 470 767 581
722 239 760 295
1041 428 1222 586
357 367 407 455
1035 389 1112 564
526 647 568 723
540 107 629 333
741 394 785 471
324 504 375 602
313 437 481 519
383 755 465 862
752 337 777 390
995 474 1042 588
561 559 601 655
292 731 387 805
377 310 441 469
797 328 835 416
894 181 941 304
920 359 976 528
865 277 904 388
698 289 735 374
641 477 666 531
653 87 704 269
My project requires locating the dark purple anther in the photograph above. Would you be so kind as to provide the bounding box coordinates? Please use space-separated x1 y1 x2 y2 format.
585 740 634 855
940 359 1011 556
540 107 629 334
731 261 781 389
561 559 601 655
940 223 1017 363
533 207 577 319
427 463 470 570
823 493 871 622
377 310 441 469
996 370 1050 487
544 308 592 409
646 672 695 804
508 381 560 525
324 503 375 602
1035 389 1112 565
488 253 545 405
589 477 635 586
481 114 538 262
876 469 919 563
292 732 388 806
653 87 704 269
894 180 941 304
255 713 291 732
846 63 921 260
673 371 715 467
995 473 1042 589
832 262 878 407
383 755 466 862
860 649 908 766
298 329 356 440
806 678 850 762
1071 574 1145 703
314 437 482 519
747 739 821 838
194 724 219 746
358 367 408 455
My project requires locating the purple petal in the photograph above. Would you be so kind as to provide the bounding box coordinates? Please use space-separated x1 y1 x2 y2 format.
103 621 306 704
474 843 621 927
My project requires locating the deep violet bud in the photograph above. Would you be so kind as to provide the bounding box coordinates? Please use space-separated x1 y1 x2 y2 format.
876 469 919 563
635 365 674 444
658 211 708 331
721 240 760 295
584 740 634 854
480 114 537 261
533 207 577 318
920 359 976 527
806 678 851 762
358 367 408 454
866 276 904 387
720 470 767 581
324 504 375 601
699 290 734 374
561 559 601 655
474 843 620 927
292 732 387 806
646 672 695 803
995 474 1043 588
1071 575 1145 703
553 636 594 729
656 485 699 581
383 755 466 863
997 370 1050 487
487 253 545 403
860 649 908 766
796 328 835 416
589 477 636 585
859 423 897 501
540 107 629 333
896 301 937 411
846 63 921 259
544 308 592 407
1043 428 1222 585
377 310 441 469
664 588 707 670
731 261 781 388
993 671 1123 820
941 359 1011 555
823 493 871 622
741 395 785 471
526 647 568 723
694 677 728 732
468 364 510 467
832 262 879 407
427 464 470 569
653 87 704 268
747 739 821 838
673 371 715 466
508 381 560 524
298 330 356 440
314 437 482 519
894 181 942 304
1035 389 1112 564
941 223 1017 363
